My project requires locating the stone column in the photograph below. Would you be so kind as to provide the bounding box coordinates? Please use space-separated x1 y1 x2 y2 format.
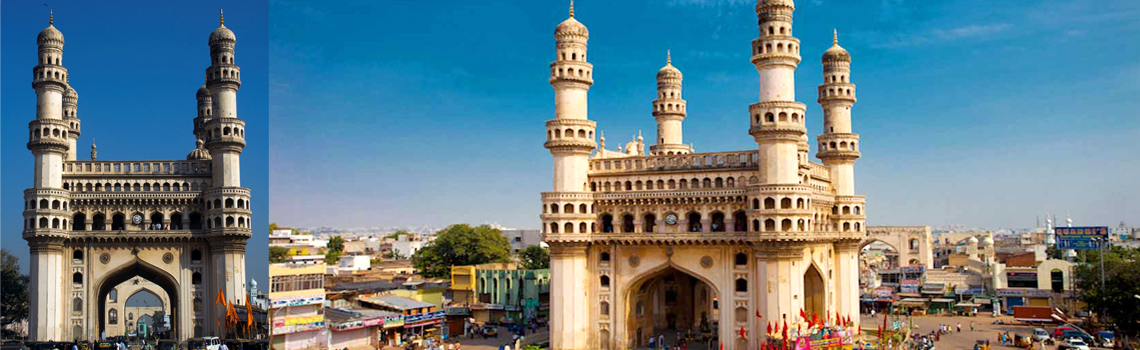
755 244 805 333
550 243 590 350
700 218 712 233
28 237 66 341
834 241 861 328
207 236 247 337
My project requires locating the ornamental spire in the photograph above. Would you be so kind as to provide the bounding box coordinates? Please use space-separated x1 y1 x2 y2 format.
50 9 53 25
220 8 224 25
833 28 838 45
569 0 574 18
667 50 671 65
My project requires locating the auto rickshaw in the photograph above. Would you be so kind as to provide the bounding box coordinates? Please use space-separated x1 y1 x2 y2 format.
975 339 990 350
94 342 115 350
1014 334 1033 348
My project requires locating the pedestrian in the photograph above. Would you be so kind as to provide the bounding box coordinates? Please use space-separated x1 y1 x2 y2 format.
957 323 962 333
970 321 974 332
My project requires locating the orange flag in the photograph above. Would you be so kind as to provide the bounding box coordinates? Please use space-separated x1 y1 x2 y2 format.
215 288 227 306
246 295 255 328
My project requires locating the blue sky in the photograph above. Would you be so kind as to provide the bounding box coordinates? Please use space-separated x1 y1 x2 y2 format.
267 0 1140 231
1 1 270 285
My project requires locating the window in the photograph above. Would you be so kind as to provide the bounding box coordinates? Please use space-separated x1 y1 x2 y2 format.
735 253 747 266
109 309 118 324
600 252 610 263
600 275 610 288
735 278 747 292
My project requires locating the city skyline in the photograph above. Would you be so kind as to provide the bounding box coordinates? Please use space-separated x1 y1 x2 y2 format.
268 0 1139 230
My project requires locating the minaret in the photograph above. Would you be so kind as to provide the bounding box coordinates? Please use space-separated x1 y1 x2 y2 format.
25 9 71 342
650 50 692 155
203 9 250 321
816 29 860 196
63 77 81 161
543 2 596 349
749 0 806 185
194 82 213 143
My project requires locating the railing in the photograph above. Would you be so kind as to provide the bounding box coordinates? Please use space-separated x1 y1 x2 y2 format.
589 150 760 174
594 188 749 199
65 160 212 175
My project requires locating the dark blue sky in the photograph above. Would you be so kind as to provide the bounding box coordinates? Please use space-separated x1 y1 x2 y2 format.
1 1 269 286
268 0 1138 230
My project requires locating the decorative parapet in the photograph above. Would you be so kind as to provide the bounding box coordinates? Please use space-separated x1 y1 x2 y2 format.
65 160 212 176
590 150 760 174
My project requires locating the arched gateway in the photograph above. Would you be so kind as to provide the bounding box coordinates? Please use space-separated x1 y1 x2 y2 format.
21 12 252 342
541 1 870 349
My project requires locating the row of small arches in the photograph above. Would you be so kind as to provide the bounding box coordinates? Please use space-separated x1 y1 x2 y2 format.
820 140 858 151
749 196 812 210
40 54 61 66
26 198 69 211
755 41 799 56
547 128 593 140
754 111 801 124
590 176 755 192
823 87 854 98
30 212 250 230
828 74 849 83
35 67 66 82
654 101 685 113
211 68 240 80
212 53 235 65
552 66 591 79
63 181 207 192
546 203 595 214
30 126 69 140
765 24 790 37
206 126 246 140
558 50 585 62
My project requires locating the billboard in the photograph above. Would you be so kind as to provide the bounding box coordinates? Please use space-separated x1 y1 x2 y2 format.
1056 226 1109 250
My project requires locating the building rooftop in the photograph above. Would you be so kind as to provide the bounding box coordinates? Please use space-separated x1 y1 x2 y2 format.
361 295 434 311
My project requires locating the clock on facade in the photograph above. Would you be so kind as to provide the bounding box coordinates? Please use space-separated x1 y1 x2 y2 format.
132 214 143 225
664 214 678 225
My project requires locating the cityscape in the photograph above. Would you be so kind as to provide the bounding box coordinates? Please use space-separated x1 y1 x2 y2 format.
2 1 1138 350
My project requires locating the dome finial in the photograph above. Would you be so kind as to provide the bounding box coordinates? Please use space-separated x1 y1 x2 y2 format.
833 28 838 45
569 0 575 18
667 50 671 65
220 8 224 25
50 9 53 25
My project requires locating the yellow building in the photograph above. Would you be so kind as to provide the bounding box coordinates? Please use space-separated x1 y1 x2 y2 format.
269 263 327 350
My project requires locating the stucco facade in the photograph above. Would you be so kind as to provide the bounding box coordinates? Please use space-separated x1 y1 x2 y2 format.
20 11 252 342
541 2 866 349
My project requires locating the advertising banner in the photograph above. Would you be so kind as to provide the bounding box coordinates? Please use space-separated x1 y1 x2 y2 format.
996 289 1025 297
270 294 325 308
1056 226 1109 250
874 287 893 298
900 266 925 275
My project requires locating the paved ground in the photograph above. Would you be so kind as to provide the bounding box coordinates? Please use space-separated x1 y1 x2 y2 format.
860 314 1078 350
440 325 549 350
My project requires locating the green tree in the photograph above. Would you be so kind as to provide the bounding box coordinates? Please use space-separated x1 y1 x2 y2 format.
384 230 410 240
327 235 345 253
519 245 550 270
385 248 407 260
411 224 511 278
1073 245 1140 334
1 249 30 328
325 250 342 264
269 246 291 263
268 222 278 233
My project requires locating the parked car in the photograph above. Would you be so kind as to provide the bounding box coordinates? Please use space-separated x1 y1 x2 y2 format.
1060 330 1094 346
1098 331 1115 349
1059 338 1090 350
155 340 178 350
1052 326 1075 338
186 337 221 350
0 340 28 350
1033 328 1052 342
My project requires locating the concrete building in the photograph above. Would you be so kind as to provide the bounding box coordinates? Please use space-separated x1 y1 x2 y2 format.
450 264 551 325
389 234 429 258
541 2 866 348
269 263 327 350
502 229 544 254
19 10 252 342
325 307 400 350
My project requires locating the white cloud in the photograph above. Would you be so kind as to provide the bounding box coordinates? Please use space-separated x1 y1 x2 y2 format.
870 22 1012 49
666 0 750 6
931 23 1011 40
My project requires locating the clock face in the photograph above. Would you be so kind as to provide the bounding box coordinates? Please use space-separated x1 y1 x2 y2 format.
665 214 678 225
132 214 143 225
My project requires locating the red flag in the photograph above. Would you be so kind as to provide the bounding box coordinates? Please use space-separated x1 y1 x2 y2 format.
720 344 723 350
800 308 807 321
811 313 818 329
757 309 763 319
782 319 788 339
741 326 747 340
767 321 773 335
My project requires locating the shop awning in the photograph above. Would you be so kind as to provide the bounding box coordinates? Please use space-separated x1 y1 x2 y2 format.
955 303 981 308
896 298 928 306
930 298 956 303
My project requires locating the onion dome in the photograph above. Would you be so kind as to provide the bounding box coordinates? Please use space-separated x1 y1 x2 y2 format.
967 236 979 245
209 9 236 46
187 139 212 161
657 50 682 81
798 134 810 151
196 84 211 100
64 79 78 103
38 10 64 47
757 0 795 10
822 29 851 62
981 236 994 247
555 1 588 40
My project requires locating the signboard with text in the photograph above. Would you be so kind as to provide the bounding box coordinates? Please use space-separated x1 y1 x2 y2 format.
1056 226 1109 250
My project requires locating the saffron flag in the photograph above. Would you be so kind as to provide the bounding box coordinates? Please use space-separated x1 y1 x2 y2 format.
215 288 226 306
740 326 747 340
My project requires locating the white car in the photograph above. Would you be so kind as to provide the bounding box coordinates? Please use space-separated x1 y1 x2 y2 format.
1063 338 1089 350
1033 328 1051 342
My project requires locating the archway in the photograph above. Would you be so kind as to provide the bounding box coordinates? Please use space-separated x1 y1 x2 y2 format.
804 264 825 319
625 265 719 350
95 259 180 340
860 240 900 270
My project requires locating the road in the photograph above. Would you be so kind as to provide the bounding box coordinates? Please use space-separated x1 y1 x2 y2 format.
860 314 1088 350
